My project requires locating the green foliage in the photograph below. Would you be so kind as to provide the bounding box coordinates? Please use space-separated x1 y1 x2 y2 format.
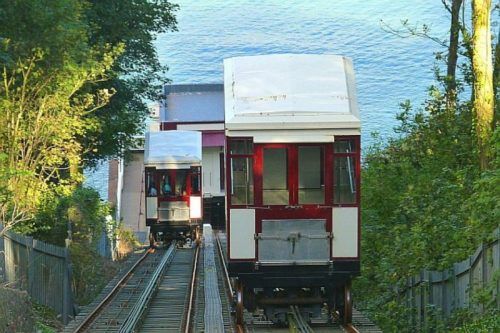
17 186 110 247
23 186 119 305
12 185 119 306
0 0 178 232
115 222 140 258
32 303 63 333
0 286 35 332
0 0 89 67
450 309 500 333
0 0 120 230
356 53 498 331
81 0 179 167
69 242 119 305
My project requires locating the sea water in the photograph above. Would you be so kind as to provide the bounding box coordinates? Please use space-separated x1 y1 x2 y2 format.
86 0 456 198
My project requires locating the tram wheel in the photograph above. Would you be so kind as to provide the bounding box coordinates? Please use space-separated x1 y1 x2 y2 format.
148 232 155 248
332 280 353 324
235 279 244 325
195 225 201 244
343 280 353 324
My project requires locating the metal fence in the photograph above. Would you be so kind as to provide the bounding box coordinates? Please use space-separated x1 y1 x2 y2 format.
405 228 499 330
1 228 75 324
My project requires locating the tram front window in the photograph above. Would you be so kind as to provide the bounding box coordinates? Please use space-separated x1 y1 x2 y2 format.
160 174 172 196
175 170 188 196
298 146 324 204
263 148 288 205
146 170 157 197
191 166 201 195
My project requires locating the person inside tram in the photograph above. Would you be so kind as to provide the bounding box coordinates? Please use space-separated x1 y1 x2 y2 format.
162 175 172 196
148 183 157 196
175 171 187 196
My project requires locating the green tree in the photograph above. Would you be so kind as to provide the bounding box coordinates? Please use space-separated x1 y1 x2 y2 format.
471 0 495 170
356 2 499 331
81 0 178 167
0 0 121 234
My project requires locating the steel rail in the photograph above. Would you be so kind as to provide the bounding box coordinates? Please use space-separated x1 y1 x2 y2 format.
119 242 177 333
216 233 233 297
289 305 314 333
343 323 361 333
72 248 152 333
183 244 200 333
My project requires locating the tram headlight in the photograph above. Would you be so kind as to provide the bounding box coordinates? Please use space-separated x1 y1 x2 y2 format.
189 196 202 219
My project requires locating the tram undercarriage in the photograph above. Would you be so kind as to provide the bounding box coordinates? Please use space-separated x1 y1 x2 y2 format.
148 223 201 247
232 265 356 325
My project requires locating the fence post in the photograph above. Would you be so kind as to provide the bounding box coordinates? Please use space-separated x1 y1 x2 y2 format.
428 271 434 333
0 225 4 282
62 239 71 324
408 276 414 329
27 236 35 296
440 271 448 320
481 242 488 313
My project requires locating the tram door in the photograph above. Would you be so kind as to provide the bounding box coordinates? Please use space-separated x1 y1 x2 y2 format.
255 143 333 262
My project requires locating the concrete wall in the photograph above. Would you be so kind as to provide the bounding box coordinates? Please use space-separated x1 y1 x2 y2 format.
120 152 148 243
202 146 225 198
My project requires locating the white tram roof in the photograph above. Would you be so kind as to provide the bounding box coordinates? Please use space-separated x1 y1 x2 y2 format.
224 54 361 142
144 130 202 169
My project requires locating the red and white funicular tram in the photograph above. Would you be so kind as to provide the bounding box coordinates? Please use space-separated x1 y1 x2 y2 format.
224 54 361 324
144 130 203 243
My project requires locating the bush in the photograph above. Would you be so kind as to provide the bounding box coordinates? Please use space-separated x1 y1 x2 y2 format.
70 243 119 305
115 223 140 259
0 286 35 333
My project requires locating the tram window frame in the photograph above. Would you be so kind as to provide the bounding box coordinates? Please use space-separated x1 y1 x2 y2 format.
298 145 325 205
227 138 254 206
145 168 158 197
262 147 288 205
333 137 360 206
190 166 201 195
219 152 225 191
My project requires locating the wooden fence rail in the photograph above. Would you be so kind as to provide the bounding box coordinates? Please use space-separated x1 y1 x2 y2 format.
0 228 75 324
404 228 499 330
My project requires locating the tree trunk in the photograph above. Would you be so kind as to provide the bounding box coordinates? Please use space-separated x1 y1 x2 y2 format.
493 26 499 129
446 0 463 110
471 0 494 170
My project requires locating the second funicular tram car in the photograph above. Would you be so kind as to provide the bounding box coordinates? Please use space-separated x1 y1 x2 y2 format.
144 130 203 244
224 54 361 325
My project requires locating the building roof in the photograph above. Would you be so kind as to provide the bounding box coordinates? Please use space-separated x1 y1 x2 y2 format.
161 83 224 123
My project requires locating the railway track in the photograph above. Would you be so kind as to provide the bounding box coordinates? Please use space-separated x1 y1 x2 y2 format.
65 229 381 333
137 246 198 332
65 244 175 333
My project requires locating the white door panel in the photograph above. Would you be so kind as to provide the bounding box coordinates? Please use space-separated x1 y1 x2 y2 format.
332 207 358 257
229 209 255 259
